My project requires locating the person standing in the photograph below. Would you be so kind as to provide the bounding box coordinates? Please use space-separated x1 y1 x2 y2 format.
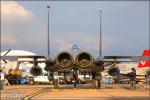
127 68 136 90
73 70 78 88
96 72 102 88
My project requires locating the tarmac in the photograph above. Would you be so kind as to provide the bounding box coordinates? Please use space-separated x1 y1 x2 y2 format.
0 84 149 100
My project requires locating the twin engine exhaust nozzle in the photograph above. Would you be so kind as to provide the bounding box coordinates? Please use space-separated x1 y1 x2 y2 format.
56 52 93 69
30 52 120 76
56 52 73 68
76 52 92 68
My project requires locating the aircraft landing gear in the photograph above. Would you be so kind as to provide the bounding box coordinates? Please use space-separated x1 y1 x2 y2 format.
92 79 97 89
91 71 102 89
53 79 59 89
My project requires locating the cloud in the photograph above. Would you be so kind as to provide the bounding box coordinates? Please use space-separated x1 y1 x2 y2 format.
55 39 72 52
1 1 46 53
1 1 35 23
50 32 114 57
1 34 18 45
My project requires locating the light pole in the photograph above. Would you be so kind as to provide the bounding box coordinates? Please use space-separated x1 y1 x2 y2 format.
99 7 102 61
47 5 50 58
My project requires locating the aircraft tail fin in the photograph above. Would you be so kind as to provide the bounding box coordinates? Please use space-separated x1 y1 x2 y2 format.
138 49 150 68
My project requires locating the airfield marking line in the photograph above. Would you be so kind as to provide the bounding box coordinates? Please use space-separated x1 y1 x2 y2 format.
99 90 114 97
23 89 48 100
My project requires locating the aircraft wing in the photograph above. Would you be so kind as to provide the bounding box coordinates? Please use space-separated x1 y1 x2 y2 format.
93 56 150 68
1 55 54 63
103 56 150 62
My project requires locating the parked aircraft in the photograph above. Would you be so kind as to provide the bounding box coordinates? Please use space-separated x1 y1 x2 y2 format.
1 49 149 77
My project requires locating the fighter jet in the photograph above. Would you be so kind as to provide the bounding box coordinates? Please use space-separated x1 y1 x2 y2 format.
1 49 149 77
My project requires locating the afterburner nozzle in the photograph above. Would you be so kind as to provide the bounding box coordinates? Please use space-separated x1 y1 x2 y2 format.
56 52 72 68
77 52 92 68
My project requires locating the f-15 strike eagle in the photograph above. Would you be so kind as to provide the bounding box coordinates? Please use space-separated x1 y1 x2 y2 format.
1 45 150 89
1 49 149 77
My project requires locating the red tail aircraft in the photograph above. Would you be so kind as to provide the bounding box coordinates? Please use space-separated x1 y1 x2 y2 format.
138 49 150 68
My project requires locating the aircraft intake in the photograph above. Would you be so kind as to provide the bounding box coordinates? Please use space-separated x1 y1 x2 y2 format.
30 66 42 76
56 52 72 68
108 67 120 76
77 52 92 68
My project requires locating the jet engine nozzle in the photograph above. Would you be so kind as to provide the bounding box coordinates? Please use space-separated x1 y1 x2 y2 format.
30 66 42 76
56 52 72 68
77 52 92 68
108 67 120 76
